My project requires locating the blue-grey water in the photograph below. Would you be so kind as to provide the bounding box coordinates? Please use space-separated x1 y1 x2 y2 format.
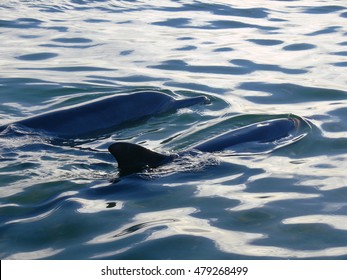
1 0 347 260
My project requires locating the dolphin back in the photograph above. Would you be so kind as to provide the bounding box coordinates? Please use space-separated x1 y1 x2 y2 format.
2 91 208 138
192 118 298 152
108 117 306 175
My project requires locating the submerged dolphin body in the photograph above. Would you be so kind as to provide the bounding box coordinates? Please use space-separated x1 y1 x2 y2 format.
108 117 306 175
0 91 208 138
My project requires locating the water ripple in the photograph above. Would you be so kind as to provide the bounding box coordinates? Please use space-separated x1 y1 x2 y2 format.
302 5 346 14
238 83 347 104
4 248 64 260
283 215 347 231
16 52 59 61
282 43 316 51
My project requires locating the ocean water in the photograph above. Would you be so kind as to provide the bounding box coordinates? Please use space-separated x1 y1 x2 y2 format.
1 0 347 260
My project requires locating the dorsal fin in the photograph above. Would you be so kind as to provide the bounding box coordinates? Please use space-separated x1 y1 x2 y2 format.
108 142 169 174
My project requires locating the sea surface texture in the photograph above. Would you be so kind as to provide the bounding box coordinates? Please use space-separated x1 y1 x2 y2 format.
1 0 347 259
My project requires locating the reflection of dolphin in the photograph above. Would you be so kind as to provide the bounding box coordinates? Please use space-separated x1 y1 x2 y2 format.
0 91 208 138
108 117 306 175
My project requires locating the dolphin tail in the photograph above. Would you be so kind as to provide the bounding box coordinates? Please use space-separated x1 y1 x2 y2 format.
108 142 170 175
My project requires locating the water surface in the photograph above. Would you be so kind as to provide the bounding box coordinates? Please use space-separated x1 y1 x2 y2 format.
1 0 347 259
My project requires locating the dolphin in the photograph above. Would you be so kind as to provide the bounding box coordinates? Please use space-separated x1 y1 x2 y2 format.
108 117 307 175
0 91 208 138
